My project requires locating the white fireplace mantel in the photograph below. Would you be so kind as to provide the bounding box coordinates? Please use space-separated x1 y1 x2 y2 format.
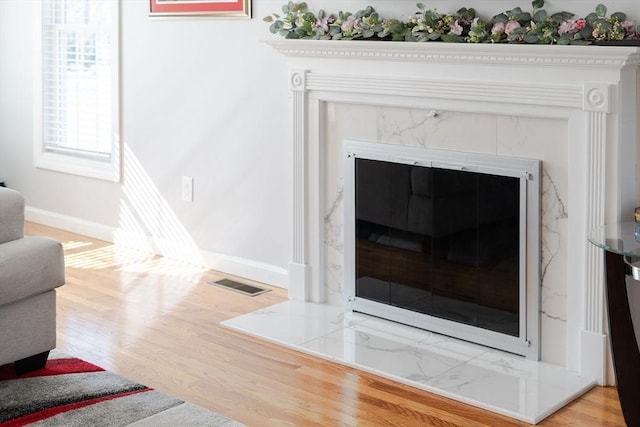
267 39 640 69
268 39 640 385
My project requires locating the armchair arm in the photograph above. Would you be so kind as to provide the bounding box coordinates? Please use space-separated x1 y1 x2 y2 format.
0 187 25 243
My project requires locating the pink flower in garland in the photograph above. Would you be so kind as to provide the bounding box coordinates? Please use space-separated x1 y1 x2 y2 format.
450 19 464 35
315 16 333 33
491 21 505 35
558 20 575 35
622 20 637 34
504 20 521 35
341 16 356 33
559 18 588 36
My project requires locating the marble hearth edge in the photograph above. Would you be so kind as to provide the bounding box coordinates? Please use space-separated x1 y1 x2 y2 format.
222 302 595 424
225 41 640 422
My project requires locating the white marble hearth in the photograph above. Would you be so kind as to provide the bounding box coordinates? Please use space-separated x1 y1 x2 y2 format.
222 301 595 424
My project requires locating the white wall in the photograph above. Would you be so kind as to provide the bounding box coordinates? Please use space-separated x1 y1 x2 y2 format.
1 0 640 289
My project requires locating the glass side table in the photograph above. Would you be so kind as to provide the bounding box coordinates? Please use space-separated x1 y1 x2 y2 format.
588 222 640 427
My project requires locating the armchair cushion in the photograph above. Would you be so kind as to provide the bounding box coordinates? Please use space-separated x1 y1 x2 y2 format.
0 237 65 305
0 188 25 243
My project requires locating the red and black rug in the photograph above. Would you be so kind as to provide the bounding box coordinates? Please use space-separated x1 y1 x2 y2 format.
0 351 242 426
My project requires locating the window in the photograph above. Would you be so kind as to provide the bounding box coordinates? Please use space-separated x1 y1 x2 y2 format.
34 0 120 181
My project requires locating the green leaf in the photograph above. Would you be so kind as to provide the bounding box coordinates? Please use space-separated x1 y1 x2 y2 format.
362 29 374 38
492 13 509 24
585 13 598 25
550 11 574 23
519 12 532 21
441 34 464 43
557 34 571 45
532 0 544 9
611 12 627 22
282 29 298 39
506 27 526 42
533 9 547 22
594 18 611 30
269 21 280 34
427 10 440 21
579 26 593 38
459 8 476 20
263 16 273 22
595 4 607 17
523 32 540 43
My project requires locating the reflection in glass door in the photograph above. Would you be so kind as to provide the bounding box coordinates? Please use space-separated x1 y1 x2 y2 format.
354 158 520 337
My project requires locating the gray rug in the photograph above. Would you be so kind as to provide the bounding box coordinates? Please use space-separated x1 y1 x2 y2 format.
0 350 243 426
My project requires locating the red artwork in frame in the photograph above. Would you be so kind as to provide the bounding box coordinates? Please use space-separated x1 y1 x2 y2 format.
150 0 250 18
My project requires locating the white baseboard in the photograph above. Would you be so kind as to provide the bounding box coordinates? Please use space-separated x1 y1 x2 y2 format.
26 207 115 242
25 206 289 290
202 251 288 289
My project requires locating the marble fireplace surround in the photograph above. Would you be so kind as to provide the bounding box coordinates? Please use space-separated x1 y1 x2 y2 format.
224 41 640 422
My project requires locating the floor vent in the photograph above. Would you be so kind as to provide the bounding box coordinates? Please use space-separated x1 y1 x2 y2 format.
210 279 269 297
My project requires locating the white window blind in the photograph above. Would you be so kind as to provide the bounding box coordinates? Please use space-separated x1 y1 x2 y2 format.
35 0 120 181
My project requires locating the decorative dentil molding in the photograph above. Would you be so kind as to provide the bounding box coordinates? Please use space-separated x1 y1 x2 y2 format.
266 39 640 69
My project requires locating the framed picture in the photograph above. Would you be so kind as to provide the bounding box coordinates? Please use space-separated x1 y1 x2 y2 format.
150 0 251 19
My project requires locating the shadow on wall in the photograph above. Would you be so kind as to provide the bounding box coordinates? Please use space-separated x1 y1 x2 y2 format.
113 143 204 266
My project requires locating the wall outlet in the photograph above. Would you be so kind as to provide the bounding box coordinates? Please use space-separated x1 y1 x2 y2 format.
181 176 194 202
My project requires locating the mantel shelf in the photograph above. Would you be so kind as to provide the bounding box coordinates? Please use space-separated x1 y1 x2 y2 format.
264 39 640 69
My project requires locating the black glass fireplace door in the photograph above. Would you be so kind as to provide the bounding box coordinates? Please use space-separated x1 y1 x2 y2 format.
354 158 521 337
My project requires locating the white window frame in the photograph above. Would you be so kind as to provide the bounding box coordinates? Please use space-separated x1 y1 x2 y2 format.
33 0 121 182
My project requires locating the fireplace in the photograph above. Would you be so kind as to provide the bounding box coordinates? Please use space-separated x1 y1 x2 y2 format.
268 40 640 386
222 40 640 422
343 140 541 358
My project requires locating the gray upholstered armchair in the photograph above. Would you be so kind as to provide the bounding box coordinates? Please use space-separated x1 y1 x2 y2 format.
0 187 65 374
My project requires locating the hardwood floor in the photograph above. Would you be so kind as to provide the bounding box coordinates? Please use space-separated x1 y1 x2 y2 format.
26 222 626 426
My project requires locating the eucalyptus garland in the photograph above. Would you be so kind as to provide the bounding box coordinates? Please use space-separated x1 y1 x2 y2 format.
264 1 640 44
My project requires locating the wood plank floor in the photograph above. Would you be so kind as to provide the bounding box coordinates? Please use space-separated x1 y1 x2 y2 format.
26 222 626 426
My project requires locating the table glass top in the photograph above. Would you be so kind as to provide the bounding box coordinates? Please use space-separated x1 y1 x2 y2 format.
588 222 640 257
